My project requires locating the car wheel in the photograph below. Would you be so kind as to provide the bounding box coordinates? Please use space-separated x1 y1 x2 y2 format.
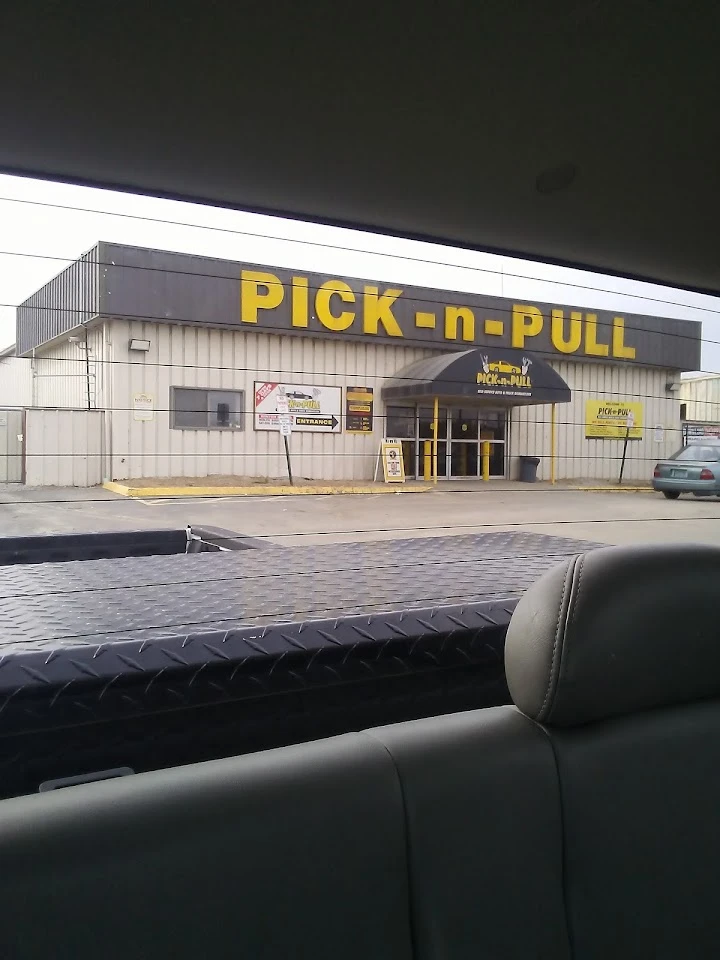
662 491 681 500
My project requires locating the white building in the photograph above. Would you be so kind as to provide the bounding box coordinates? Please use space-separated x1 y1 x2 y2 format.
680 373 720 423
5 242 702 486
679 374 720 443
0 345 32 408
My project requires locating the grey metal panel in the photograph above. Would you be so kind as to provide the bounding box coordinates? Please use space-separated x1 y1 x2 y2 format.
94 243 701 371
24 409 103 487
0 409 23 482
99 242 239 325
16 244 101 354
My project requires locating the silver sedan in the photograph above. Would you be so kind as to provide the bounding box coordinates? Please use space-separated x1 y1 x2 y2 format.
653 440 720 499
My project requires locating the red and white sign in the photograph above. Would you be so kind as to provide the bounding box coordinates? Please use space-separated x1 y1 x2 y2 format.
255 382 279 407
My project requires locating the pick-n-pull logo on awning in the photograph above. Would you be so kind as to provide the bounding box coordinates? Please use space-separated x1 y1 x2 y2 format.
476 354 534 397
381 347 571 406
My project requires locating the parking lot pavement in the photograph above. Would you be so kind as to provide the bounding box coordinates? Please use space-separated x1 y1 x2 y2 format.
2 483 720 547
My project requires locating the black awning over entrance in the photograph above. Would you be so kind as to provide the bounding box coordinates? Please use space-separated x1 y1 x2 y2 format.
381 347 571 406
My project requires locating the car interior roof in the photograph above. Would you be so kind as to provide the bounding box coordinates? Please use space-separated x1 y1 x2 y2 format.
1 2 718 296
1 10 720 954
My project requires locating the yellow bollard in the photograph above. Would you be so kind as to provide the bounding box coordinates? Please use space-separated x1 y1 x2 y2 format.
423 440 432 481
432 396 439 483
481 441 490 482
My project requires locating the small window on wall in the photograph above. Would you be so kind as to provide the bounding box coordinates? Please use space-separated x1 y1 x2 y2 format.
171 387 244 430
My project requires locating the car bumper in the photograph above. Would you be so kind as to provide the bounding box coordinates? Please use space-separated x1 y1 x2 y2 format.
652 477 720 496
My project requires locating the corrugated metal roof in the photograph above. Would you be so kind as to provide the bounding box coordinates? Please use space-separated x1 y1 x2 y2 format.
16 244 101 355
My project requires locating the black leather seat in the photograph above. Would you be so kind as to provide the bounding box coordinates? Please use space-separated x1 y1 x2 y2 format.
504 542 720 959
0 735 414 960
364 543 720 958
1 543 718 959
368 707 572 960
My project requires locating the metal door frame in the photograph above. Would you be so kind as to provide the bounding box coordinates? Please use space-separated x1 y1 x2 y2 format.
421 405 508 479
0 408 25 484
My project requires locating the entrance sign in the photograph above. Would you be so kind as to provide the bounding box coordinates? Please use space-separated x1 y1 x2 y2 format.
585 399 644 439
381 439 405 483
254 381 342 433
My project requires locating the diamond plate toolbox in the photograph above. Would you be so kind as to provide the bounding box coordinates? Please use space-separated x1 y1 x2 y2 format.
0 531 598 728
0 531 600 795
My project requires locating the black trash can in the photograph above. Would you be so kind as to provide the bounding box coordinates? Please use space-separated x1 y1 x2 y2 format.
518 456 540 483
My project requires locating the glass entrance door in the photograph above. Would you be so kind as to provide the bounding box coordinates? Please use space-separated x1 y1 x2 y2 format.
449 407 507 478
478 409 506 477
385 405 417 477
450 408 479 478
418 405 448 477
384 403 507 478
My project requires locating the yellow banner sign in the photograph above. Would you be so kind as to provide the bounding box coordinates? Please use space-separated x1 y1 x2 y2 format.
585 399 644 439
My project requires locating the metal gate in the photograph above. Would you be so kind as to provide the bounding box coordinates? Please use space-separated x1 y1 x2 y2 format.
0 410 24 482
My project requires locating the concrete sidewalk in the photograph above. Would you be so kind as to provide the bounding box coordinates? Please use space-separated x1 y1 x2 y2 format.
103 477 653 498
103 479 432 498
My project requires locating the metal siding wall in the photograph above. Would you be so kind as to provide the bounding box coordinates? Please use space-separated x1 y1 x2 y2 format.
511 361 681 481
104 319 685 484
109 320 432 481
679 377 720 423
25 409 104 487
0 358 33 407
31 325 106 409
33 342 87 408
17 246 100 354
0 410 24 482
90 323 109 409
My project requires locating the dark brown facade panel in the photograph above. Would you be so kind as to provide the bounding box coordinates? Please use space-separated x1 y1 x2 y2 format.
18 243 703 371
17 245 101 355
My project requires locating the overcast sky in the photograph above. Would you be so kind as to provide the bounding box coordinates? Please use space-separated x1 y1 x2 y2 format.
1 173 719 372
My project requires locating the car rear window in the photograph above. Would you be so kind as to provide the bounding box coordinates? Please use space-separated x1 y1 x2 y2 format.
673 445 720 462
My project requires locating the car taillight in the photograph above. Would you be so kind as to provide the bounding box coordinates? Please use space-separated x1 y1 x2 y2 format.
653 466 661 477
700 468 714 480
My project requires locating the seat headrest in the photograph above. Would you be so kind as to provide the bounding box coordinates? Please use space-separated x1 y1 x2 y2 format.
504 543 720 727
